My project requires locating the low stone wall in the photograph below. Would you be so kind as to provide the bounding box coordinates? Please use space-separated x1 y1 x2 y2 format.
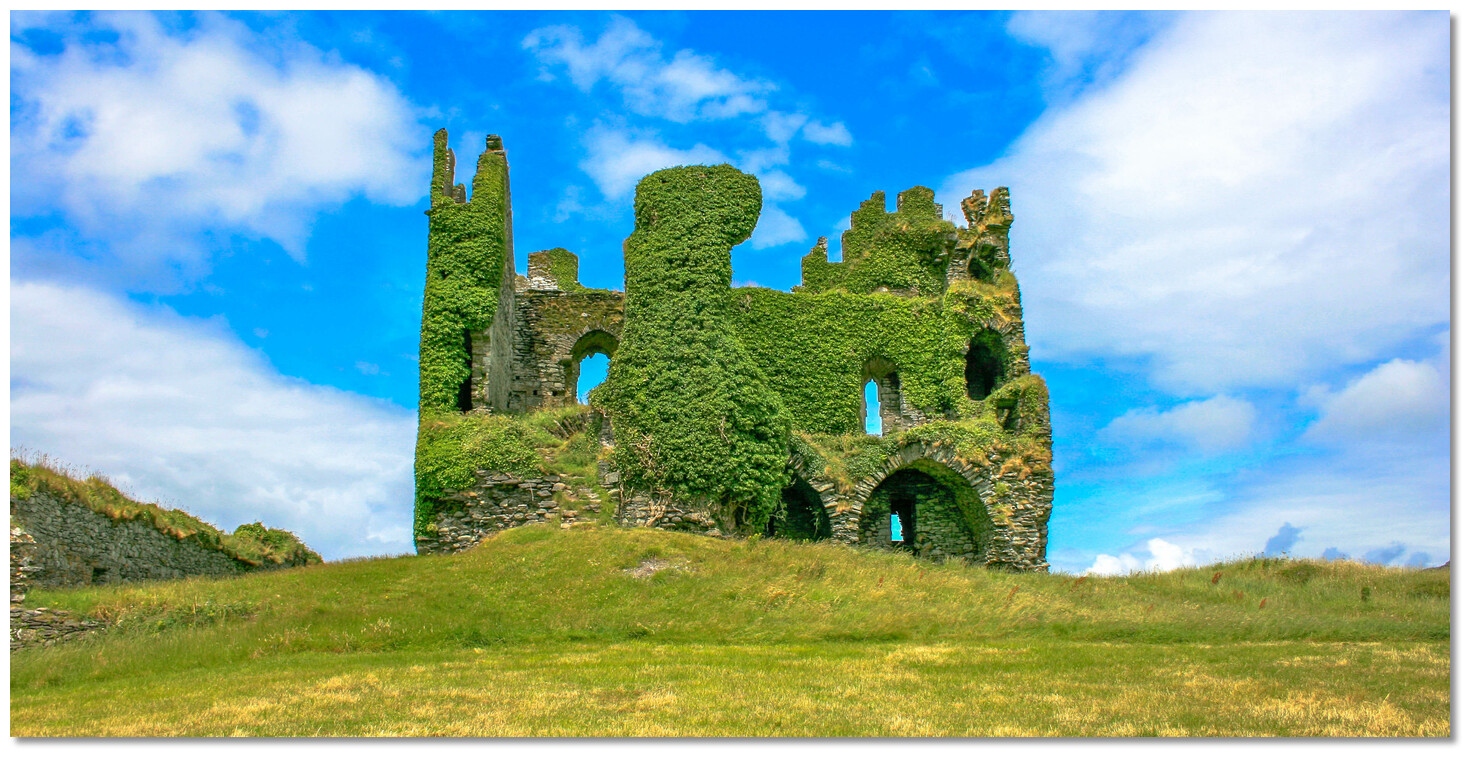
418 443 1048 572
415 470 606 554
11 606 104 651
10 523 107 651
11 492 252 588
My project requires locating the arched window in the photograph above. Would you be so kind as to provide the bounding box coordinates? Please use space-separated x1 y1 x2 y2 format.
860 357 905 435
965 331 1008 401
576 353 609 403
863 380 882 435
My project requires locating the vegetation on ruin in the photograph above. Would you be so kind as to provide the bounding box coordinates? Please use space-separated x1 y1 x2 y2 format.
412 406 596 536
418 129 510 414
531 247 591 293
595 165 793 530
9 455 321 568
11 525 1450 736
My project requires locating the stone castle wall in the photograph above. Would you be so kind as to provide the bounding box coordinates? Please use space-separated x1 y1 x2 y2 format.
423 135 1052 571
415 470 607 554
11 492 252 588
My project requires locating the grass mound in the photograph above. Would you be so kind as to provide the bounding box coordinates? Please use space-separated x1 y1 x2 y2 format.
11 526 1449 736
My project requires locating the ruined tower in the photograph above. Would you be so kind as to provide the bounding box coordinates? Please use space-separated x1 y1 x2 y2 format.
414 132 1053 571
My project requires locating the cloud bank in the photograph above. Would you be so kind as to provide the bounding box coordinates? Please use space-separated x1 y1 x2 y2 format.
10 281 417 560
944 11 1449 394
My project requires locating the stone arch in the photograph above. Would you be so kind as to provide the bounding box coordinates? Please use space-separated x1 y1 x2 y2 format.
563 329 619 405
965 330 1009 401
781 451 853 542
853 443 993 561
766 477 832 541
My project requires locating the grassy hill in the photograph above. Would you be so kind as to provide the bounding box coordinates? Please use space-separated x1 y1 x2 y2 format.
10 524 1450 736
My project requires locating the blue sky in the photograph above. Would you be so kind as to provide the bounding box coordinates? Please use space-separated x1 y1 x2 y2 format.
8 10 1450 569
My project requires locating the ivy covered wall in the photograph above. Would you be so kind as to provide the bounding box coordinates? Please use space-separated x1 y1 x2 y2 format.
593 165 793 530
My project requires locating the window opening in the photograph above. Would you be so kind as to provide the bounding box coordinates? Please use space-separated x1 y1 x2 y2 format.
457 329 474 412
864 380 882 435
577 353 610 403
968 257 989 282
890 490 916 548
965 332 1007 401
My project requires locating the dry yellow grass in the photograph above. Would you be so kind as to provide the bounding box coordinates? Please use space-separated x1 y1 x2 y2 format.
10 640 1448 737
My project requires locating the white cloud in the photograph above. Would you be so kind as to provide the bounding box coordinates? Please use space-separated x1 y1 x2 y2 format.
10 280 417 560
800 120 853 146
1087 537 1196 575
579 126 729 201
1102 395 1255 452
523 16 773 124
762 111 808 144
10 12 421 266
750 204 808 250
942 12 1449 394
755 169 807 202
1302 357 1449 446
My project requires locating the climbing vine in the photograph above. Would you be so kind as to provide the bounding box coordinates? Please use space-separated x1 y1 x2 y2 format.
593 165 792 531
418 129 510 414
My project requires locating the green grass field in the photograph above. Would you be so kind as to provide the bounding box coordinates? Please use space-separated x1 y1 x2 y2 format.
9 525 1450 736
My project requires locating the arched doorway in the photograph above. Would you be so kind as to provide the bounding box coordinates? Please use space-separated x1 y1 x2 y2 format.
565 330 619 405
861 462 984 560
766 478 832 541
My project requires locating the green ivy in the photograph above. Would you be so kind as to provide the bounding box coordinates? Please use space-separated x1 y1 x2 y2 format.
593 165 793 530
413 410 559 536
530 248 589 293
796 187 955 297
418 129 510 414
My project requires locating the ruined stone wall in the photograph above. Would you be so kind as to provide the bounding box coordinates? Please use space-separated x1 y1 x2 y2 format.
11 492 251 587
416 132 1052 570
415 470 607 554
503 256 624 413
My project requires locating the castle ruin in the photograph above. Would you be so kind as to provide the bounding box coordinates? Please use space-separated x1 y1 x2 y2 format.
414 130 1053 571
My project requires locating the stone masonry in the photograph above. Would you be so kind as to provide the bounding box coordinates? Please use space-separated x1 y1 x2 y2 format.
12 491 252 588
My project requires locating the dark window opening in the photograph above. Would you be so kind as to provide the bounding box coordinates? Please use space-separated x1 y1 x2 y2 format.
767 479 832 541
968 257 990 282
457 329 475 412
91 566 107 583
965 332 1007 401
